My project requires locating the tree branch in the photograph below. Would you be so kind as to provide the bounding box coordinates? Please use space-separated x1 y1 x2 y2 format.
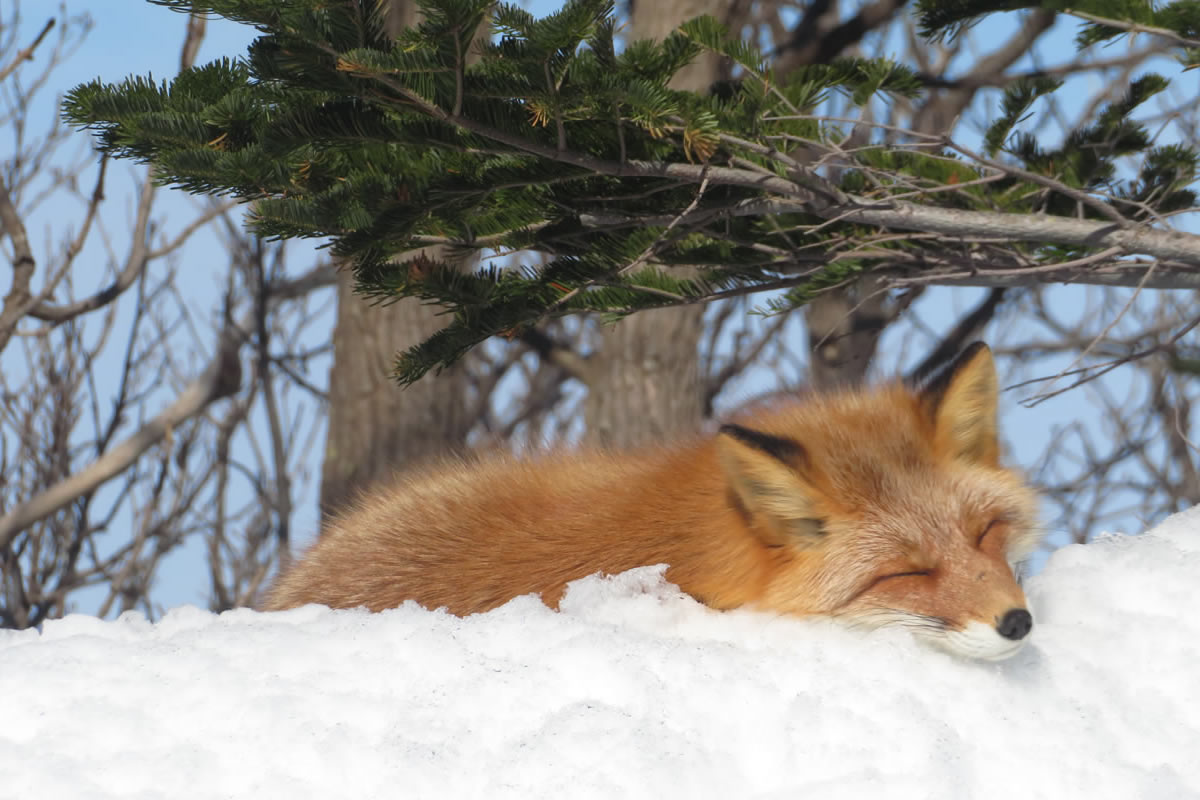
0 17 55 84
907 288 1007 383
0 260 334 552
775 0 909 73
0 326 241 552
28 176 154 324
842 201 1200 266
941 138 1128 226
1064 9 1200 50
0 173 36 351
359 64 1200 273
519 326 595 386
585 196 1200 273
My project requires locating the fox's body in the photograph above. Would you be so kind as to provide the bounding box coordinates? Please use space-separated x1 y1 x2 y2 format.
265 343 1040 660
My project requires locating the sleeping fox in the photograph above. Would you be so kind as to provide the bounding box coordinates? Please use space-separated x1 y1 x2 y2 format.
264 342 1040 660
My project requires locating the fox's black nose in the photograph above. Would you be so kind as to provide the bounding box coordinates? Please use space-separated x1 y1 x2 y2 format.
997 609 1033 640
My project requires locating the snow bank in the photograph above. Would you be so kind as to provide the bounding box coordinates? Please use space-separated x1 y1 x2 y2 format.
2 509 1199 800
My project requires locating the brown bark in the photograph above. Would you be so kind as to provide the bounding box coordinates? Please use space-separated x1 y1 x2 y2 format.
583 307 708 447
805 278 890 389
320 274 474 514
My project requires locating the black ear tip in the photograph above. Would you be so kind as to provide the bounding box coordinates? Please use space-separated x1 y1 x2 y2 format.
718 423 805 465
909 341 998 418
719 422 763 444
962 341 990 358
917 341 994 392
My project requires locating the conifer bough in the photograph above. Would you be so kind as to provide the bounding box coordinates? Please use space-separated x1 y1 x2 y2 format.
63 0 1200 383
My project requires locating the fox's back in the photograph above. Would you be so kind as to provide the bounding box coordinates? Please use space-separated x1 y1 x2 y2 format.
263 445 777 614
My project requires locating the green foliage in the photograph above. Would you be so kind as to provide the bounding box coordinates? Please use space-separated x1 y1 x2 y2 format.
1170 354 1200 375
916 0 1038 42
1119 144 1199 215
64 0 1200 383
677 16 766 77
757 261 865 315
1075 0 1194 47
999 74 1172 218
984 77 1062 156
916 0 1195 48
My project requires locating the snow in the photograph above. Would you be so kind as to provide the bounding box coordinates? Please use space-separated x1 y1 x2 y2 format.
2 510 1199 799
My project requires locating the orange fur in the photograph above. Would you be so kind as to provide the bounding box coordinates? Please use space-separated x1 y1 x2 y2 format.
264 343 1040 659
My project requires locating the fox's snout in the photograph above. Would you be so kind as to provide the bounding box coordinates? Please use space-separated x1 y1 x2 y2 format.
997 608 1032 641
926 605 1033 661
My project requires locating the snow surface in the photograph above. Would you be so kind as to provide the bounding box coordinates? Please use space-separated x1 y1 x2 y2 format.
2 509 1199 800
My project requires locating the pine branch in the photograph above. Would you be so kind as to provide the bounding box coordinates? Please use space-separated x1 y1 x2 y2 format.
1067 9 1200 50
59 0 1200 382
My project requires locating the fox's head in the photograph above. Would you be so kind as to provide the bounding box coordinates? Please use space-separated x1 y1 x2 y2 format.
718 342 1040 660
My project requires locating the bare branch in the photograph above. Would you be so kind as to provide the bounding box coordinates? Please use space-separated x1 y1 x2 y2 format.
907 288 1007 382
0 17 55 83
774 0 909 72
519 327 595 386
0 173 36 351
146 199 240 260
834 203 1200 269
916 44 1171 90
28 175 155 324
0 327 242 551
1016 315 1200 406
589 194 1200 278
180 13 206 72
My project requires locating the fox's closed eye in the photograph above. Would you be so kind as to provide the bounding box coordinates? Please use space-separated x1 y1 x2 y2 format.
849 569 932 603
878 570 932 582
976 519 1002 547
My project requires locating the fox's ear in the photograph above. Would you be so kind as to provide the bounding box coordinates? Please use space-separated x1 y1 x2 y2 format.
716 424 823 544
919 341 999 466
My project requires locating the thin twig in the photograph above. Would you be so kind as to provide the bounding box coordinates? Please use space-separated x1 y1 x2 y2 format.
0 18 55 83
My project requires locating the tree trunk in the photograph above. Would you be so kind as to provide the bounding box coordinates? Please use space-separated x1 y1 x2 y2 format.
320 275 473 514
582 0 725 448
582 305 708 448
804 278 889 389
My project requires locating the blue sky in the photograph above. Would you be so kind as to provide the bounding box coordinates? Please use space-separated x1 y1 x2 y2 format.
41 3 254 94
